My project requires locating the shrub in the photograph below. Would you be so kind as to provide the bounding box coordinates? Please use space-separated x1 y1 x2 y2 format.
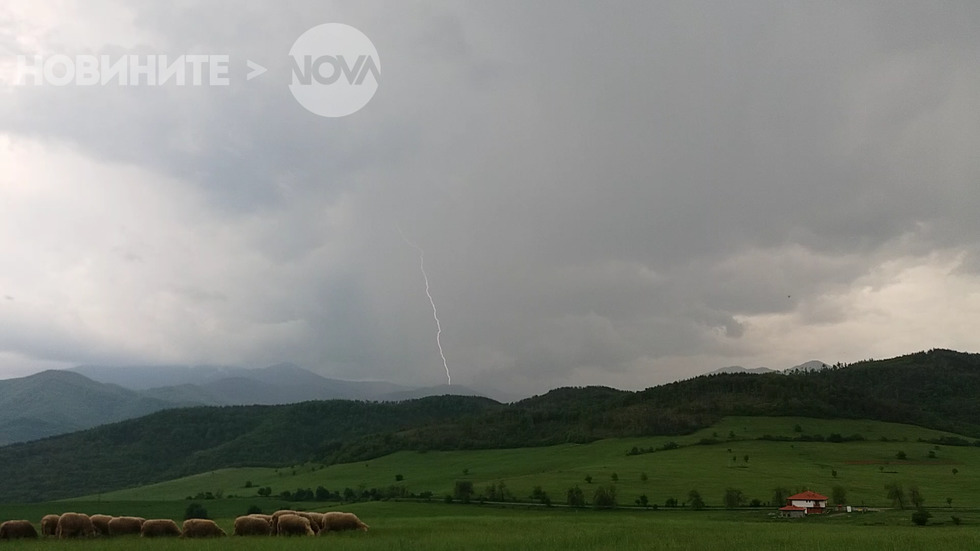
184 503 209 520
567 486 586 508
395 474 404 482
246 505 263 515
911 508 931 526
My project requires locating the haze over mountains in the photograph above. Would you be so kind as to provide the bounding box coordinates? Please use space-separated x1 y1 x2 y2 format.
0 363 485 446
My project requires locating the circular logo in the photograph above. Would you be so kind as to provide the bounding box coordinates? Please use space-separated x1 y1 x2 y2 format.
289 23 381 117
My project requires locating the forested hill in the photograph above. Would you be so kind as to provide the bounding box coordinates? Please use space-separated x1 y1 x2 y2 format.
1 348 979 502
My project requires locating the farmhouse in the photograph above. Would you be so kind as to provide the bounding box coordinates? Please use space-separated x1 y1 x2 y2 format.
779 491 829 516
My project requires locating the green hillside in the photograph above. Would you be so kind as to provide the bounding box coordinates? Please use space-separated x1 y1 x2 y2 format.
81 417 980 509
2 348 980 503
0 370 176 446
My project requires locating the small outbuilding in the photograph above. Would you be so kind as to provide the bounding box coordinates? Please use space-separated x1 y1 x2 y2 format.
778 505 806 518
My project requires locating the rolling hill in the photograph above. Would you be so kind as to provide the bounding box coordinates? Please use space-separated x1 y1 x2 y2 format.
0 363 490 445
81 416 980 510
0 348 978 502
0 370 178 446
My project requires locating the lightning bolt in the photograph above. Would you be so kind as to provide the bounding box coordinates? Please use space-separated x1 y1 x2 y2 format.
398 226 451 386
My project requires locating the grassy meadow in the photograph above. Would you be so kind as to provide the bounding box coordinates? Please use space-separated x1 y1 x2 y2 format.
0 502 978 551
1 416 979 549
78 416 980 508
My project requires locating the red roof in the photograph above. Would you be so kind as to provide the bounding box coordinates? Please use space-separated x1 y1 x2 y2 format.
779 505 806 511
788 491 828 501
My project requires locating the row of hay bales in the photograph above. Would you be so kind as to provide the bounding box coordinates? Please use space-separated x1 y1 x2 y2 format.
0 510 368 540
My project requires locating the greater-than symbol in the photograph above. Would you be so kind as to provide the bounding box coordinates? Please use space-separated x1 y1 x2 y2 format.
246 60 267 80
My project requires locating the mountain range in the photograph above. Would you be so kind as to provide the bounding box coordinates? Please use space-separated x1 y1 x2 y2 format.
0 348 978 503
704 360 830 375
0 363 484 446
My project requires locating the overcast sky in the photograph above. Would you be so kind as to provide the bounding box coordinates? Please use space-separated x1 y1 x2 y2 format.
1 1 979 396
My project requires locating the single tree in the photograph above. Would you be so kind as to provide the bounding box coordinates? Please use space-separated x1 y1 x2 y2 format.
636 494 649 508
688 490 705 510
640 472 648 483
885 483 906 509
566 486 586 508
723 488 745 509
909 486 925 508
832 486 847 505
946 497 953 508
584 475 593 484
593 486 617 509
611 473 619 483
896 451 907 460
454 480 474 504
772 487 790 506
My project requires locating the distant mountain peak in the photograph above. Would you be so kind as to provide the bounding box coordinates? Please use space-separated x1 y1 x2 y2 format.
705 366 776 375
786 360 831 372
704 360 831 376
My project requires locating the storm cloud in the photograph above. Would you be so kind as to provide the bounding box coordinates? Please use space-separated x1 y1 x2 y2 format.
1 1 979 395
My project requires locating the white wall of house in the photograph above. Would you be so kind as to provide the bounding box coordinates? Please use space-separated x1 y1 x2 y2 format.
790 499 827 508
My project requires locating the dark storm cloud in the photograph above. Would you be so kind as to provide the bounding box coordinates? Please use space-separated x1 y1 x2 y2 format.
1 1 979 393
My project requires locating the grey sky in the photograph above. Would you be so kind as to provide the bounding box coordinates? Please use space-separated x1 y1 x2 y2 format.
1 1 979 396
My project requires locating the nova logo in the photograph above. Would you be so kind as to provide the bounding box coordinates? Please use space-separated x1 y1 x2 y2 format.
289 23 381 117
291 54 380 86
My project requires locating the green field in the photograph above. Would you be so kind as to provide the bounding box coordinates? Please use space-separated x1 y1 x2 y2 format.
78 416 980 509
0 502 978 550
2 416 979 549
